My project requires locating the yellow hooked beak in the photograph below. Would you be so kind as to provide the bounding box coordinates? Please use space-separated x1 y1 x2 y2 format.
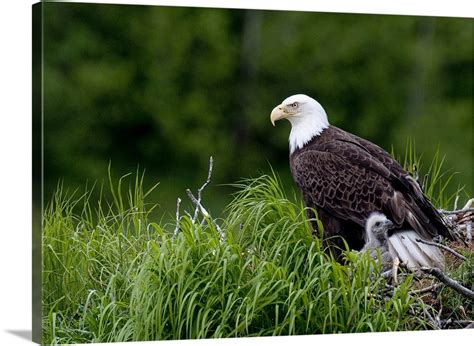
270 104 287 126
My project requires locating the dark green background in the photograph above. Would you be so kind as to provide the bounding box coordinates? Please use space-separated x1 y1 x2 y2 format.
41 3 473 218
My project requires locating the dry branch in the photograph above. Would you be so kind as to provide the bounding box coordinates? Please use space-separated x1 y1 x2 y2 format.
463 198 474 210
192 156 214 223
186 188 225 241
415 238 467 261
438 197 474 243
173 156 225 241
411 283 441 295
183 156 226 242
173 197 182 238
186 189 210 218
420 266 474 300
439 319 474 329
440 198 474 214
441 208 474 216
422 306 440 330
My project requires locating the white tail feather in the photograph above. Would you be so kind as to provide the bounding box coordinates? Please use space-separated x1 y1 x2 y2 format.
387 230 445 270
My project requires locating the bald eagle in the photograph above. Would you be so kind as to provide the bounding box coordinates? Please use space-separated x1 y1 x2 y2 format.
270 94 453 253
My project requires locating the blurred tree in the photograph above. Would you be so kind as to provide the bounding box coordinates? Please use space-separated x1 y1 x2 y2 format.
41 3 473 216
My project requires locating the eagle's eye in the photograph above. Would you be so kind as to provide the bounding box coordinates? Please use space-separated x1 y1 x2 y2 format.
291 102 298 108
374 221 381 227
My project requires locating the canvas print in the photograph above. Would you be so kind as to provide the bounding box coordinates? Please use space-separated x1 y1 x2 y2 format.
32 2 473 344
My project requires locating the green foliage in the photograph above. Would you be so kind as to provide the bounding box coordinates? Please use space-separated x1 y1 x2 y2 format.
43 171 434 344
439 249 474 323
393 138 468 209
42 174 159 343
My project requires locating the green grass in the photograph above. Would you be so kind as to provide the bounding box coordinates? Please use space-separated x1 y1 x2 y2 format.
393 138 468 209
42 148 472 344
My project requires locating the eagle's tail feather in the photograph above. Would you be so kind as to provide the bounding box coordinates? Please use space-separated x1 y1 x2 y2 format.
387 230 445 271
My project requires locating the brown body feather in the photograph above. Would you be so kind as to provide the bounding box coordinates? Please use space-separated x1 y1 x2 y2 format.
290 125 452 252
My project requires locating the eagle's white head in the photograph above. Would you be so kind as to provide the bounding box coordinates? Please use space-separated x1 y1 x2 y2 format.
270 94 329 153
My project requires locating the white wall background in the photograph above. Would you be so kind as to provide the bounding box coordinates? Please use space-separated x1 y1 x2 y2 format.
0 1 472 345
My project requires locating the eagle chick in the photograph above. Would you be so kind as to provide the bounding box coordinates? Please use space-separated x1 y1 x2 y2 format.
363 212 445 271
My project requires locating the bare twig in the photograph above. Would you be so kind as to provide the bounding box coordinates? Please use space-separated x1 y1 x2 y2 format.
440 208 474 215
415 238 467 261
176 156 225 243
173 197 182 238
458 215 474 224
381 269 392 279
192 156 214 223
422 306 440 329
180 156 226 242
439 198 473 215
411 283 442 295
420 267 474 300
437 198 474 243
439 319 474 328
186 189 210 218
186 188 226 241
436 302 443 327
462 198 474 210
